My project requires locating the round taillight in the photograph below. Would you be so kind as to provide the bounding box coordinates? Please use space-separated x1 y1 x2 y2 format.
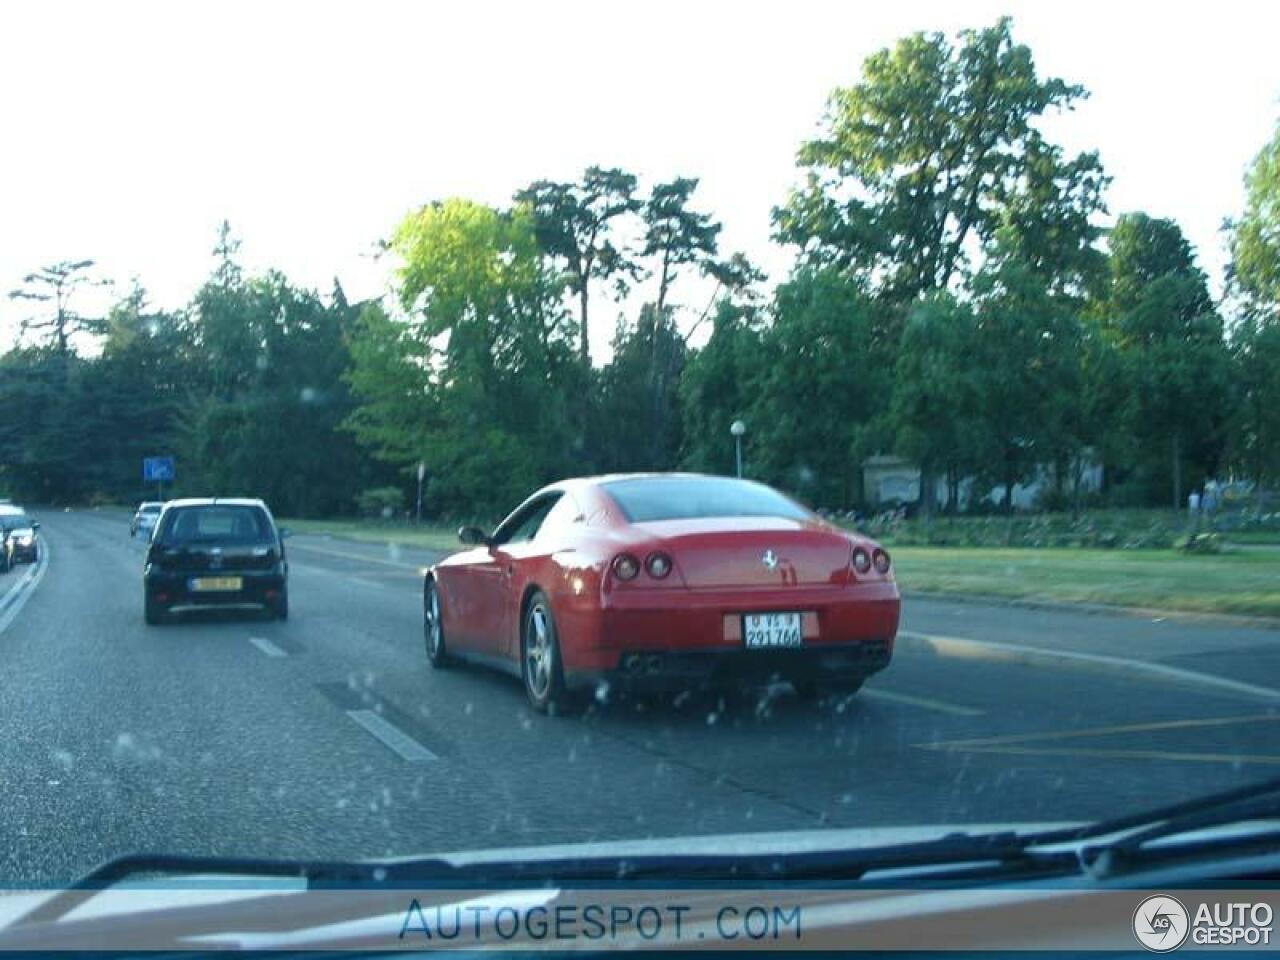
612 553 640 581
852 547 871 574
873 549 891 574
645 552 672 579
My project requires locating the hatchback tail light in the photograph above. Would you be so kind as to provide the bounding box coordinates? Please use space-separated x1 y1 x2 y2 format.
873 549 891 574
612 553 640 581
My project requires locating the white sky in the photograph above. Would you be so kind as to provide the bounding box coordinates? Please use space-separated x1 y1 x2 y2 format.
2 0 1278 361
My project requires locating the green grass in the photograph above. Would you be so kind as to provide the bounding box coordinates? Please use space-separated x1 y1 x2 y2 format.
280 517 462 552
892 546 1280 618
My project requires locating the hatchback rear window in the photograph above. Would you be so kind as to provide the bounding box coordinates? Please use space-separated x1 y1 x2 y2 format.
159 506 273 543
603 477 811 523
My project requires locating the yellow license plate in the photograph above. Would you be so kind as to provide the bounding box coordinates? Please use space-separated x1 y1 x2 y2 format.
190 576 243 592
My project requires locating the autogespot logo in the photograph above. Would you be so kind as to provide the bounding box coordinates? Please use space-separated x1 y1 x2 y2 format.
1133 895 1190 952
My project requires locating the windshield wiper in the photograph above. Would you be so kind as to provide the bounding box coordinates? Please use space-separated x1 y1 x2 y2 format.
1021 774 1280 875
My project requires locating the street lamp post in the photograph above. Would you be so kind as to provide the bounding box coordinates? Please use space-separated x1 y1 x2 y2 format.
730 420 746 478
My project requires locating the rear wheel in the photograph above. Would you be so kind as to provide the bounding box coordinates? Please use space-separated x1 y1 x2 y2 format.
792 676 865 701
144 593 166 626
273 588 289 621
0 550 9 573
522 591 575 714
424 578 451 667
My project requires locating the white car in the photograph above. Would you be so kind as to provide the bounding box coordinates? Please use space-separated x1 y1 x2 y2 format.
130 502 165 538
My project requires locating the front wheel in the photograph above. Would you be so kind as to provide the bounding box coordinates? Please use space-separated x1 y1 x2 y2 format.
522 591 577 715
424 578 451 668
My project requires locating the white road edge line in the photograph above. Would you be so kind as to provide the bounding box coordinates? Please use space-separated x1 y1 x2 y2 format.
248 636 288 658
861 687 985 717
0 543 50 637
899 629 1280 703
346 709 439 762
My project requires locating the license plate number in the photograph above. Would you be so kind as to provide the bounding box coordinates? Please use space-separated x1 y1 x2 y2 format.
190 576 243 592
743 612 803 648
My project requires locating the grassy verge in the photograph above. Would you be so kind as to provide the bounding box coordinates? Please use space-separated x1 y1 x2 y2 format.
892 546 1280 619
280 517 461 552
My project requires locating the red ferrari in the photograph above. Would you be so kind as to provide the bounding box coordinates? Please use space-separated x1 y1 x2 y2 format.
423 473 900 712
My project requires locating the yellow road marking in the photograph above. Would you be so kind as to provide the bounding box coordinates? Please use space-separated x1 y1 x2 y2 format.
289 541 425 571
918 744 1280 767
924 713 1279 749
861 688 985 717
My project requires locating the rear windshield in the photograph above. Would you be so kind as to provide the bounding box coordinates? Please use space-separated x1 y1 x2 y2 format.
158 506 273 544
603 477 811 523
1 513 31 531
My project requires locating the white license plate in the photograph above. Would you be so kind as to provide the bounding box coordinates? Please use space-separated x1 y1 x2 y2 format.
743 612 803 649
189 576 243 592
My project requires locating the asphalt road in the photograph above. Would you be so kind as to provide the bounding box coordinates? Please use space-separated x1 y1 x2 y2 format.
3 508 1280 887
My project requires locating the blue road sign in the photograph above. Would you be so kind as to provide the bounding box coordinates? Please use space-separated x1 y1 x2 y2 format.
143 457 175 483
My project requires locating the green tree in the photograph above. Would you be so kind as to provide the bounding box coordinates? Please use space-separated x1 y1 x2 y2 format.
346 198 579 518
967 257 1083 514
1103 213 1232 507
1226 120 1280 500
8 260 110 356
678 300 765 475
516 166 641 367
888 294 979 517
746 269 894 508
774 18 1105 306
1228 118 1280 319
642 177 722 316
594 304 687 472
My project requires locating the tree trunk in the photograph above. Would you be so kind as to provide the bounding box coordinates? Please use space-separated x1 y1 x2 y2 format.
578 286 590 368
919 464 935 533
1071 455 1083 521
1172 432 1183 512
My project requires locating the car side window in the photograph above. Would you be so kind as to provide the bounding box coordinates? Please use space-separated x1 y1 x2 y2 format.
535 492 584 540
494 494 562 545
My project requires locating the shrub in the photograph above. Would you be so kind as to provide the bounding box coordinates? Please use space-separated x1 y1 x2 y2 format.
355 486 406 519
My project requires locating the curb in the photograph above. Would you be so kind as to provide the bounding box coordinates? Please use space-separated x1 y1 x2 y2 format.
898 629 1280 703
901 589 1280 632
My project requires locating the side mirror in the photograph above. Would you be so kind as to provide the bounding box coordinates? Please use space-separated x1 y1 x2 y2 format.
31 522 40 530
278 527 293 540
458 526 490 547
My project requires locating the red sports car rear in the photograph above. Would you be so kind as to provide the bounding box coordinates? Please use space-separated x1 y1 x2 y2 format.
425 473 900 712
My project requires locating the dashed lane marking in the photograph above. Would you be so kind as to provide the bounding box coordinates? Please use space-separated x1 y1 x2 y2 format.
248 635 288 658
346 709 439 762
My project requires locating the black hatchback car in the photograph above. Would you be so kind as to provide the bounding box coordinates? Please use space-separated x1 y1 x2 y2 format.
143 498 289 624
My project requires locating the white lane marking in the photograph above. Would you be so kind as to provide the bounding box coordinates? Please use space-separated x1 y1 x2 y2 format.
861 687 985 717
899 630 1280 703
346 709 438 762
0 543 50 636
248 636 288 658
